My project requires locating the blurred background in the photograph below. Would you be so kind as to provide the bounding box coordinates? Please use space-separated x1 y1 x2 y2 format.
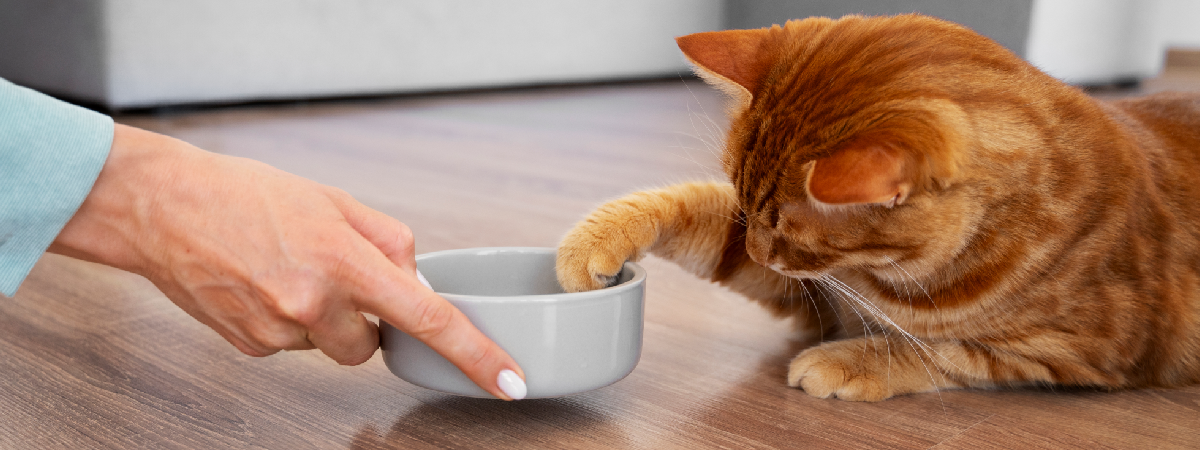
1 0 1198 110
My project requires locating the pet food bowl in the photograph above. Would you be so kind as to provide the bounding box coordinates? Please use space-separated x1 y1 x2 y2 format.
379 247 645 398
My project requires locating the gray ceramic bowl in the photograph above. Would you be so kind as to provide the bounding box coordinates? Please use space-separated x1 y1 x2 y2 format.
379 247 645 398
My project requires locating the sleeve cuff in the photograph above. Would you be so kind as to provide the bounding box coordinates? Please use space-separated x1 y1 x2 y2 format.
0 78 114 296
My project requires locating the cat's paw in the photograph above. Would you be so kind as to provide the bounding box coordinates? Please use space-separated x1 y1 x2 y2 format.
556 223 642 292
787 339 897 402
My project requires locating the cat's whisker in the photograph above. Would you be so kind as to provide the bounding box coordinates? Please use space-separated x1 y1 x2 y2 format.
667 139 725 180
679 78 725 135
812 280 848 341
900 337 949 411
784 277 793 315
818 278 882 359
785 276 797 314
819 275 964 373
887 262 915 306
820 276 926 348
667 128 720 177
799 280 825 337
884 256 938 315
884 327 894 388
818 275 952 407
673 82 728 181
701 210 743 224
681 124 720 153
810 278 916 397
679 79 727 161
877 264 915 311
711 187 748 224
815 278 877 347
716 201 748 227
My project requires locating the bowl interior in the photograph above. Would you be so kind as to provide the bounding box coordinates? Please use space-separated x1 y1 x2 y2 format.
417 248 635 297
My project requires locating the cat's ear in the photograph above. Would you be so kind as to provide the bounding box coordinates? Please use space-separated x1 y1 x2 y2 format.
807 140 913 208
676 27 776 97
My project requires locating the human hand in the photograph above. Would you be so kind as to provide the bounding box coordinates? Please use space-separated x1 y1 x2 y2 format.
50 124 527 400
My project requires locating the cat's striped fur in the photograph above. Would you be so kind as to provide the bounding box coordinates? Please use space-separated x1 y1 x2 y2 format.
556 15 1200 401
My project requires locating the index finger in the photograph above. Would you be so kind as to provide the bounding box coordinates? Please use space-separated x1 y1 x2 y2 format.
352 256 527 400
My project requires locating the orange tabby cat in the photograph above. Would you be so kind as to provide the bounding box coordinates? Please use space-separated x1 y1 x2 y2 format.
555 14 1200 401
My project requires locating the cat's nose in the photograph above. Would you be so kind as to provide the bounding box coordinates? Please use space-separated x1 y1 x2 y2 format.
745 228 771 266
745 228 784 267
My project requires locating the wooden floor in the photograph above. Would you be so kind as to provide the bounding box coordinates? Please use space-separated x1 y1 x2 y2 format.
4 52 1200 449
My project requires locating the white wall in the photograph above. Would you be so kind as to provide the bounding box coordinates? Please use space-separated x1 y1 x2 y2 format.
1025 0 1200 85
1159 0 1200 49
1025 0 1165 85
102 0 724 107
2 0 1197 108
2 0 724 108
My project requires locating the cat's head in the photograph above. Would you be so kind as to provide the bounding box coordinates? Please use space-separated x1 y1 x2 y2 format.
679 15 1059 280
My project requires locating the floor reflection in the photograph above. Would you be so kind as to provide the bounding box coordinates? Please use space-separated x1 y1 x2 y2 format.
665 335 992 450
350 393 631 449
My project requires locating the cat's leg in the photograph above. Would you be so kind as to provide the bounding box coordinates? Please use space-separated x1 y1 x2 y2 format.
557 182 825 321
788 332 1125 401
787 336 959 401
557 181 740 290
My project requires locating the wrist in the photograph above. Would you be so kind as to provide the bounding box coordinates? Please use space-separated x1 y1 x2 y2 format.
48 124 203 276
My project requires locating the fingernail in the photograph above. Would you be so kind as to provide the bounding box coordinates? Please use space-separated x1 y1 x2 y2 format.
416 270 433 289
497 369 527 400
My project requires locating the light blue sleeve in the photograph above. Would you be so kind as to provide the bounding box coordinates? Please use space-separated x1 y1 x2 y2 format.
0 78 114 297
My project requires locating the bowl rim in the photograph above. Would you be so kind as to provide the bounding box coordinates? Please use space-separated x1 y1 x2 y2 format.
415 246 645 304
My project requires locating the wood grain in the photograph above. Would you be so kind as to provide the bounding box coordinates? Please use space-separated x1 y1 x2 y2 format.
4 53 1200 449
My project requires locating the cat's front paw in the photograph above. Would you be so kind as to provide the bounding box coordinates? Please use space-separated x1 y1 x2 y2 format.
787 338 905 402
557 184 723 292
556 218 646 293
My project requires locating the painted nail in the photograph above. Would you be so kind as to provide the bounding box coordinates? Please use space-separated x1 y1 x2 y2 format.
416 270 433 289
496 369 527 400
